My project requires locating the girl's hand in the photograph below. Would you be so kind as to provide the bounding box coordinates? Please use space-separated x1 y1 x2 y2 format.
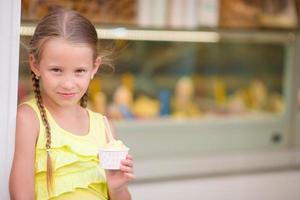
105 154 135 191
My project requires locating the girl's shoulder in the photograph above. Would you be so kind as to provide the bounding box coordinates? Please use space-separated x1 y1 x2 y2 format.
87 108 104 121
86 109 107 130
18 97 39 113
17 103 37 117
16 103 40 143
17 98 40 129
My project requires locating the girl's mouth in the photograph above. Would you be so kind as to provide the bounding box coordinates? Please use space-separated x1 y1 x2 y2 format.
57 92 76 99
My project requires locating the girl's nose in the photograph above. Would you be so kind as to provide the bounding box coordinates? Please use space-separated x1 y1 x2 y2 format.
60 76 75 90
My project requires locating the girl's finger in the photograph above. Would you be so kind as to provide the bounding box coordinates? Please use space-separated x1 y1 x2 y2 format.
120 164 133 173
121 159 133 167
123 172 135 181
126 154 133 160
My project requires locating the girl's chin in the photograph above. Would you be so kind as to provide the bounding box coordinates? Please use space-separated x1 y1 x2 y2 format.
55 97 81 106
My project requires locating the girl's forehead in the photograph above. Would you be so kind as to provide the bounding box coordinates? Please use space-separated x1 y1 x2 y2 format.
45 37 92 50
40 37 94 63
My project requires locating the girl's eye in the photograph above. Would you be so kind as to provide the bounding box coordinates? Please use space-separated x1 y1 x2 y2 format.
51 68 62 73
75 69 87 74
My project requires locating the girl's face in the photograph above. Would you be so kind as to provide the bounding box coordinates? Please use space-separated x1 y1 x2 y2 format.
30 37 100 107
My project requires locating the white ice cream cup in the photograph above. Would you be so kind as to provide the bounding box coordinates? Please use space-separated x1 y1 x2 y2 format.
99 148 129 170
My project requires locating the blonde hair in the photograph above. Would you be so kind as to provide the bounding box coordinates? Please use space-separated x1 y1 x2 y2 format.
29 8 107 195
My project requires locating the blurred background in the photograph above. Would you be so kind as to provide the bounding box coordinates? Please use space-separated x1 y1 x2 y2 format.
19 0 300 199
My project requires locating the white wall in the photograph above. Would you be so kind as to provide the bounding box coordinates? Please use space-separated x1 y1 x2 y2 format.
0 0 21 199
129 170 300 200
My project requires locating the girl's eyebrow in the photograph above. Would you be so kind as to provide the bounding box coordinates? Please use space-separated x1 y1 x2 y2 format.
75 66 89 69
47 65 61 68
75 65 86 68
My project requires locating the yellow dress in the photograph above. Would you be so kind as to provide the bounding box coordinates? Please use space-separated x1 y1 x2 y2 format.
22 99 108 200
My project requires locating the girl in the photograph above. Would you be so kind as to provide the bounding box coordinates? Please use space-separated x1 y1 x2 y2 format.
9 8 134 200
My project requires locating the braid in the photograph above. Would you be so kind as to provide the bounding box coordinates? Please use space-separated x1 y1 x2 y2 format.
80 92 88 108
31 71 54 196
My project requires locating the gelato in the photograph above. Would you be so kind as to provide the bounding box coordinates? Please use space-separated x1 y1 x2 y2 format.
99 116 130 169
102 140 129 151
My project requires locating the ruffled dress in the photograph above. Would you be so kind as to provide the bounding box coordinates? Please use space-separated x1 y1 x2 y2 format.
22 99 108 200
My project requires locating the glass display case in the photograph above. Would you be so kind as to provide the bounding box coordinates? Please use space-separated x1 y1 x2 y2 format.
19 26 293 120
19 0 300 181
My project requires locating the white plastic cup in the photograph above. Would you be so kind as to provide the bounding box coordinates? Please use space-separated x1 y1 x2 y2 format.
99 148 129 170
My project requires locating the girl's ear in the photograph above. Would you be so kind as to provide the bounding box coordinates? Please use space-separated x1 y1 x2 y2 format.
91 56 101 79
29 54 40 77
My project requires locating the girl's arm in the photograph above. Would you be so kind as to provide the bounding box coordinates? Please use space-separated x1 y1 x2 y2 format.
108 186 132 200
9 105 39 200
105 120 134 200
106 154 134 200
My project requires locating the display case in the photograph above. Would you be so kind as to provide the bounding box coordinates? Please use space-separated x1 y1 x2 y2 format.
19 24 300 180
19 0 300 182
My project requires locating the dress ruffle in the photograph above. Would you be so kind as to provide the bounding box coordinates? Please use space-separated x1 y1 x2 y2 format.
35 140 107 199
35 145 99 173
36 165 108 199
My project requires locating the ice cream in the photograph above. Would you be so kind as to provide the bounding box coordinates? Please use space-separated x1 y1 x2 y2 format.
102 140 128 151
99 116 130 169
99 140 129 170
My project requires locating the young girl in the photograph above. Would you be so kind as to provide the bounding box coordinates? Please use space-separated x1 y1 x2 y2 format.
9 8 134 200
